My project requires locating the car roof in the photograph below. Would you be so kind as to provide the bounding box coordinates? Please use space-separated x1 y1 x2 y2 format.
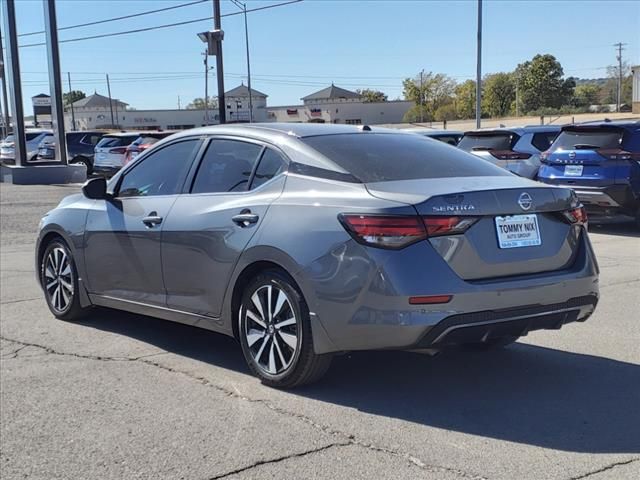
405 128 463 135
102 131 147 137
566 119 640 131
464 125 562 135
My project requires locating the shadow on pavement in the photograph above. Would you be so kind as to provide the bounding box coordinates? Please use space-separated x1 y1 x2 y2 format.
79 307 640 455
589 222 639 238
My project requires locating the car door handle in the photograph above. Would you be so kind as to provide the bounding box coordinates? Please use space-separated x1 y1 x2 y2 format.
232 212 259 227
142 213 163 227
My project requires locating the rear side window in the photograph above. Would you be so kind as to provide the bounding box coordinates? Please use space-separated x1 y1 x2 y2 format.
531 132 558 152
458 133 517 152
191 139 262 194
551 129 624 150
26 133 42 141
96 135 138 148
250 149 286 190
302 133 509 183
80 134 102 146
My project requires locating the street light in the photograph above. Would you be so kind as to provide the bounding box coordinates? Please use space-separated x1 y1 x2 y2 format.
230 0 254 123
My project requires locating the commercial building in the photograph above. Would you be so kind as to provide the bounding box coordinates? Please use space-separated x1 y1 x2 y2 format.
632 65 640 114
61 83 413 131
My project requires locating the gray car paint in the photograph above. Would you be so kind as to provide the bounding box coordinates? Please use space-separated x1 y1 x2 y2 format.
36 123 599 355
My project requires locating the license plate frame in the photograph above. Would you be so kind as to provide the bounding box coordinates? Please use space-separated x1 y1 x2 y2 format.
564 165 583 176
495 214 542 249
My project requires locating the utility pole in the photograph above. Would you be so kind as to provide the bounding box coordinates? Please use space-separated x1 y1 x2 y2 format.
67 72 76 131
475 0 482 128
419 69 424 123
106 73 115 127
177 95 181 110
0 23 10 139
203 49 209 125
232 0 253 122
614 42 626 113
213 0 226 124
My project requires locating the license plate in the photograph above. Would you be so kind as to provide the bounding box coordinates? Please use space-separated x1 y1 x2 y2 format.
495 214 541 249
564 165 583 176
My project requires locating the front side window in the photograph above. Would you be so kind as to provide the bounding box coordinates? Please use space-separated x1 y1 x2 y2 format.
250 149 287 190
191 139 262 194
118 139 200 197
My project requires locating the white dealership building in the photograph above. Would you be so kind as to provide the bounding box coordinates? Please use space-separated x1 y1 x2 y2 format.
63 84 413 131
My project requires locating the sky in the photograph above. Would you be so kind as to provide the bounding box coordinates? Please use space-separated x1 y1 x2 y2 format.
5 0 640 114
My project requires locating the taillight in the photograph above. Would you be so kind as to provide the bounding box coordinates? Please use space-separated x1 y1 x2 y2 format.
109 147 127 154
339 215 426 249
339 214 478 249
422 216 478 237
596 148 640 161
490 150 532 160
562 206 588 225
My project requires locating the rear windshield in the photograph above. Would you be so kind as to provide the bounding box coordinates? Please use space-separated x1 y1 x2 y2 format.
96 135 138 148
551 129 623 150
301 133 509 183
457 133 516 152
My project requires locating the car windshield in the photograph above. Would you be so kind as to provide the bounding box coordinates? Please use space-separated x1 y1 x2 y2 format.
301 133 509 183
96 135 137 148
457 133 516 152
551 128 624 150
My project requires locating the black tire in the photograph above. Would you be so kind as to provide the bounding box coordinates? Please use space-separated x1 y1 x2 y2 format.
40 238 90 321
72 156 92 175
238 269 332 388
461 336 518 351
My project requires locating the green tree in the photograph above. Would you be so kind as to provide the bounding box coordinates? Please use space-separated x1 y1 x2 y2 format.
482 73 515 117
601 62 632 106
434 103 457 121
573 83 601 107
403 72 456 118
402 105 432 123
454 80 476 119
356 88 388 103
516 54 575 112
186 97 218 109
63 90 85 106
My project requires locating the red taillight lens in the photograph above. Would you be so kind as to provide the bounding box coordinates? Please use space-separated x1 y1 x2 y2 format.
110 147 127 154
339 215 426 249
340 214 478 249
596 148 640 161
490 150 532 160
562 206 588 225
422 216 478 237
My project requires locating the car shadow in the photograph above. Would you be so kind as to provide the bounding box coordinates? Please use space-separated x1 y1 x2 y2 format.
78 308 640 455
589 222 639 238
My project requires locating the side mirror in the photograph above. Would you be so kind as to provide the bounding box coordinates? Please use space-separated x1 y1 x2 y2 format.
82 177 108 200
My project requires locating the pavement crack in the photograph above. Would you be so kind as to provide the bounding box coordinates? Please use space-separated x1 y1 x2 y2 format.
206 443 347 479
569 458 639 480
0 297 42 305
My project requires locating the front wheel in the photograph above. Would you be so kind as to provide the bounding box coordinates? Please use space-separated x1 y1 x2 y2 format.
238 270 332 388
40 239 90 321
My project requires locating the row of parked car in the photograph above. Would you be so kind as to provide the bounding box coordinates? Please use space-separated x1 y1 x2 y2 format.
0 129 174 175
413 120 640 227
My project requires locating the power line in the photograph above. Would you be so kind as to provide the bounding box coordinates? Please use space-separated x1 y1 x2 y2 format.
18 0 208 38
19 0 304 48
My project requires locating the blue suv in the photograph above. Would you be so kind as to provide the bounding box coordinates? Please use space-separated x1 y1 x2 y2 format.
538 120 640 227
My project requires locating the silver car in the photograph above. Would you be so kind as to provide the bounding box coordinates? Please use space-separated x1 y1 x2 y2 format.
0 129 53 162
458 126 561 179
36 124 599 388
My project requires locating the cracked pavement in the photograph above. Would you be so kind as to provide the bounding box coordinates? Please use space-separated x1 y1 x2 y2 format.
1 183 639 479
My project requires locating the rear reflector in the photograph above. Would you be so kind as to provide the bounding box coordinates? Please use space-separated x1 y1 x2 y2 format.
409 295 452 305
490 150 532 160
110 147 127 154
562 206 588 225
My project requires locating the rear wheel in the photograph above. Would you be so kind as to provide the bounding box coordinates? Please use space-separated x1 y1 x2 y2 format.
238 270 332 388
72 156 92 175
40 239 90 321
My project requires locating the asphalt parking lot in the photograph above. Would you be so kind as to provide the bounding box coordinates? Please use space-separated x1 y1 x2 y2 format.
1 183 639 480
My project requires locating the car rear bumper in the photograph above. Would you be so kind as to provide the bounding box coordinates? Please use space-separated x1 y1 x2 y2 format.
306 228 599 354
572 185 638 216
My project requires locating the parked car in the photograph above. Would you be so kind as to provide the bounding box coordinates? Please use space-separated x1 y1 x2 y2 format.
92 132 141 177
37 131 105 174
123 131 176 165
458 126 561 179
538 120 640 227
36 124 599 388
406 128 463 145
0 129 53 163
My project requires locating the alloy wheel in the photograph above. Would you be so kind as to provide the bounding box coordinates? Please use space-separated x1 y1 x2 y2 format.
44 246 74 313
243 284 299 376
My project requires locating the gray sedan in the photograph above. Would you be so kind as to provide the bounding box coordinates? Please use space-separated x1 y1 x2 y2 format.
36 124 599 388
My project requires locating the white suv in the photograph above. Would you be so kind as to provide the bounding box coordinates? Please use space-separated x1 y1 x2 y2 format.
92 132 141 177
0 129 53 163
